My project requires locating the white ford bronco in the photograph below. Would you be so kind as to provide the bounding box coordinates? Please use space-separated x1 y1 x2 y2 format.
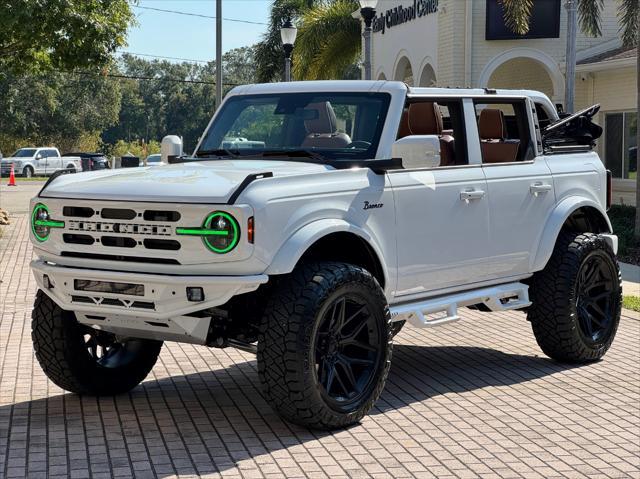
29 81 621 429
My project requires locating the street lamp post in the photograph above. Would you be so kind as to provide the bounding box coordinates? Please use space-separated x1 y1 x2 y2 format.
359 0 377 81
280 20 297 82
215 0 222 109
564 0 578 113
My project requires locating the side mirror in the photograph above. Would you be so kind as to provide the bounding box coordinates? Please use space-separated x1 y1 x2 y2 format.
35 153 43 160
161 135 183 163
391 135 441 170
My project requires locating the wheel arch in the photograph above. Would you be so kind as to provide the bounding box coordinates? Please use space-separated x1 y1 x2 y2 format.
264 219 388 289
532 197 612 272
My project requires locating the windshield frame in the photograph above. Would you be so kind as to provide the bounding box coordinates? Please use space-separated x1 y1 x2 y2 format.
196 91 392 163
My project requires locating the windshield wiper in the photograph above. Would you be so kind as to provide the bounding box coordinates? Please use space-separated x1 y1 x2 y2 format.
195 148 239 158
260 149 326 161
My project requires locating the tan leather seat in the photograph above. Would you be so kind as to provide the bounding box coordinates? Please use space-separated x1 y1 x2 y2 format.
301 102 351 149
407 102 456 166
397 109 410 139
478 109 520 163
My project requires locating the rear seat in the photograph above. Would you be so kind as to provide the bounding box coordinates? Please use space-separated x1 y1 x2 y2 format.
478 109 520 163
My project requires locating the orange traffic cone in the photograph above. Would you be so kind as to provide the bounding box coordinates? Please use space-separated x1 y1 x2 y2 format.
7 163 17 186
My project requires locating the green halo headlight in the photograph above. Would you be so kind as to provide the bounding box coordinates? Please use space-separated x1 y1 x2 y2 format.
176 211 240 254
31 204 65 242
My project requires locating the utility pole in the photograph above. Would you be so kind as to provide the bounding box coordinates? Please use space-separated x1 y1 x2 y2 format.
215 0 222 110
564 0 578 113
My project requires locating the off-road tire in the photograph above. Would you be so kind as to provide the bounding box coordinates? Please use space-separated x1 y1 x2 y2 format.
528 232 621 363
32 290 163 395
23 166 33 178
258 262 392 430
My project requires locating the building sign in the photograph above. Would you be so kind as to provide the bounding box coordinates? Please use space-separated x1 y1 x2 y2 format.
372 0 438 34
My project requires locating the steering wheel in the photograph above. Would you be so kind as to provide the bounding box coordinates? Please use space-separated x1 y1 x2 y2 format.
347 141 371 149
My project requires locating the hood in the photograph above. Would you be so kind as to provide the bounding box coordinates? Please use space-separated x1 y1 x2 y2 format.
2 157 27 162
39 159 333 203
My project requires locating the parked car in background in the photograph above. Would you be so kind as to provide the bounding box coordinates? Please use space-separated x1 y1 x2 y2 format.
63 152 109 171
144 153 164 167
1 147 82 177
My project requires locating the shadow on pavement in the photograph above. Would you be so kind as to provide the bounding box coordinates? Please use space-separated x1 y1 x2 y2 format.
0 344 580 476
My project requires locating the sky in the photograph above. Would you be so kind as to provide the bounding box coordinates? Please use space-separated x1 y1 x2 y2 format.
124 0 272 63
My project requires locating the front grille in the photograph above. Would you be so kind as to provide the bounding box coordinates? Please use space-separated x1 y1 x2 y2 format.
57 203 187 263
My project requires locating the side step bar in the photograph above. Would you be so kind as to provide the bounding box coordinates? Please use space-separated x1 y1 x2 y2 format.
389 282 531 328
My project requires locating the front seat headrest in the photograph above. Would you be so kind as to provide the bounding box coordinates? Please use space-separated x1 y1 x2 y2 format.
304 102 338 134
408 102 443 136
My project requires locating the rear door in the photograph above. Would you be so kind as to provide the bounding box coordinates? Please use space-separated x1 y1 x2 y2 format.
474 97 556 279
44 149 62 174
388 97 492 298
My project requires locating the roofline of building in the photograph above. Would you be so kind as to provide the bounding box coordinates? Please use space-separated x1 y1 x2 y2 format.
575 56 636 73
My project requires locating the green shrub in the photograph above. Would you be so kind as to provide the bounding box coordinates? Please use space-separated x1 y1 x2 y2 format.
608 205 639 260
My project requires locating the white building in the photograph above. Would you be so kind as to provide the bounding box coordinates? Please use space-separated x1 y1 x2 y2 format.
369 0 638 205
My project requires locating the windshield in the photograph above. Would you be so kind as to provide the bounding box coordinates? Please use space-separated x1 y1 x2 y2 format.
197 92 391 160
12 148 37 158
146 154 161 163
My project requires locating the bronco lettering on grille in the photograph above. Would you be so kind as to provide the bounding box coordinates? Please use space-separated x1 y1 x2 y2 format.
67 220 172 236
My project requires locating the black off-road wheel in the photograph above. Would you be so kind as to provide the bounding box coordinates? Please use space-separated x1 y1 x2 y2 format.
32 290 163 395
258 262 392 430
23 166 34 178
528 232 621 363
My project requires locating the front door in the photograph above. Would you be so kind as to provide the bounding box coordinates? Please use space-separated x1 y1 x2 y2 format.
388 167 491 297
33 152 46 175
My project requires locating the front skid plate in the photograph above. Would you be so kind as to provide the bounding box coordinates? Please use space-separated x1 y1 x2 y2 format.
31 259 267 319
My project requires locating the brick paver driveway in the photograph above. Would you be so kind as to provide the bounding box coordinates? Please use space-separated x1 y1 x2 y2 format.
1 214 639 479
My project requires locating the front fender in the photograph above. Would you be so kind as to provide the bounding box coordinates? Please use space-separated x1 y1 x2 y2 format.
531 196 612 272
264 218 389 286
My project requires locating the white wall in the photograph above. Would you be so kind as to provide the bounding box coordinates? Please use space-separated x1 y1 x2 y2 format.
370 0 439 86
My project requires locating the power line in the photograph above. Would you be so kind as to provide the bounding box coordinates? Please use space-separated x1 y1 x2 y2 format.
117 50 212 64
133 5 268 25
61 70 240 86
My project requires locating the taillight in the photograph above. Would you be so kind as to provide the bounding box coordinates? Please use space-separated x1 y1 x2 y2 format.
606 170 612 210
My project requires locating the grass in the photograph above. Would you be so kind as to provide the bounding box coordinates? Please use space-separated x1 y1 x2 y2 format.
608 205 639 265
11 177 47 182
623 295 640 312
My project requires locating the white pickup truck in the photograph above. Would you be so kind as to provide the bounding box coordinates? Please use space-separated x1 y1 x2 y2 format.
0 147 82 178
28 81 620 430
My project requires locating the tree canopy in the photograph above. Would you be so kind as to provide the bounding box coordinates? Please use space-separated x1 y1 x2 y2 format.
0 0 135 74
0 47 258 156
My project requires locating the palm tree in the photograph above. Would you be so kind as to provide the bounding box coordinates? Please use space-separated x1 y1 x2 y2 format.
254 0 360 83
499 0 638 236
255 0 320 83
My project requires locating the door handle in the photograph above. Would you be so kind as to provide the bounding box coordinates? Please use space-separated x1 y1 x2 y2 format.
530 182 552 196
460 189 485 203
